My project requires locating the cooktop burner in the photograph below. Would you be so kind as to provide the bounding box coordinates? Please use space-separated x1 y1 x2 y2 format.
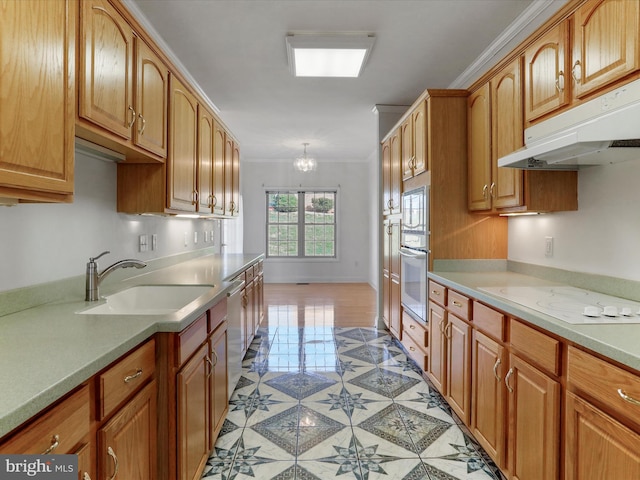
478 286 640 324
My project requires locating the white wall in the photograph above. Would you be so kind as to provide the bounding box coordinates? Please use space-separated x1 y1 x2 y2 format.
0 150 242 293
509 159 640 282
242 160 373 284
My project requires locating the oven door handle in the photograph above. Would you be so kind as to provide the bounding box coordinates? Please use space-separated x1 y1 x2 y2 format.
399 247 427 259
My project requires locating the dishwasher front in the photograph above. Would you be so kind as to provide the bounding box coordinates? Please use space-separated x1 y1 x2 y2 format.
226 277 245 398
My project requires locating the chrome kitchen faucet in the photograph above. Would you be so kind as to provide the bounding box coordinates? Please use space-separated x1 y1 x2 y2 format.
85 251 147 301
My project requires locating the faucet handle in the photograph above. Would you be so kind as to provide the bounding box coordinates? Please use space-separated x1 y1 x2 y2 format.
89 251 110 263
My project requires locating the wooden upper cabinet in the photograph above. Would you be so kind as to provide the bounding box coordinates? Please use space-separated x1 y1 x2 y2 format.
468 84 492 211
572 0 640 100
212 120 226 216
231 142 241 216
0 0 75 202
381 138 392 215
168 77 198 212
223 135 234 216
490 59 523 210
134 38 169 158
402 102 427 181
198 107 214 213
80 0 134 139
524 20 570 123
389 129 402 214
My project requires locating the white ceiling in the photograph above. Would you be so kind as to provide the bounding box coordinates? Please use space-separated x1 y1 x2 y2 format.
128 0 565 164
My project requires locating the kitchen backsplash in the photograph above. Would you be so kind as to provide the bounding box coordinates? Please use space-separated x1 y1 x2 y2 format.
509 158 640 282
0 150 242 294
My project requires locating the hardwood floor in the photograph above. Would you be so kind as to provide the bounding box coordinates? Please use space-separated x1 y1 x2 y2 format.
263 283 377 328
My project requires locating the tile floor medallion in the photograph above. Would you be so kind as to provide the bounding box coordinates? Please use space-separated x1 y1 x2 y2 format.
202 326 505 480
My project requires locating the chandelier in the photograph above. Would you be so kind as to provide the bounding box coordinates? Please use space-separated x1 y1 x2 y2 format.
293 143 317 172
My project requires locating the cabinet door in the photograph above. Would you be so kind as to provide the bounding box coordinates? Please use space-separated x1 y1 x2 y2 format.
382 222 391 330
198 107 214 213
411 102 427 176
401 116 414 180
507 354 560 480
524 21 570 123
134 38 168 158
389 130 402 214
428 302 446 394
445 314 471 424
243 282 256 346
231 142 241 216
209 324 229 445
168 77 198 212
389 218 401 339
80 0 134 139
572 0 640 99
212 120 226 216
565 392 640 480
75 442 94 480
0 0 75 198
223 135 234 216
491 59 523 210
99 380 157 480
471 330 505 468
381 139 392 215
177 343 210 480
468 84 492 211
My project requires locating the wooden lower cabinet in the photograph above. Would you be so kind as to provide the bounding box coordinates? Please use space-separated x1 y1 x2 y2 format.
445 314 471 424
209 323 229 448
177 343 210 480
471 330 506 467
565 392 640 480
98 380 157 480
427 301 446 394
506 354 560 480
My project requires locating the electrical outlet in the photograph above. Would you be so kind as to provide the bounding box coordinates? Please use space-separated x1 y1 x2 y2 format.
139 234 148 252
194 231 198 244
152 234 157 251
204 231 209 243
184 232 188 247
545 236 554 257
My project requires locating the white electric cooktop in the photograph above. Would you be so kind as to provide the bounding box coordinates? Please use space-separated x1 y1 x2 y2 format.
478 286 640 324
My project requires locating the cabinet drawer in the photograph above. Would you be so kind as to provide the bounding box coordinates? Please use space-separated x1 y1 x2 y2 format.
0 385 90 454
208 297 227 333
245 266 255 284
99 338 156 420
510 319 560 376
473 302 505 341
401 334 428 371
428 280 446 306
447 290 471 321
402 311 428 348
567 346 640 428
177 313 207 366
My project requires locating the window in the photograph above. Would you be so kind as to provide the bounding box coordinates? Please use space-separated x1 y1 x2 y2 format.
267 190 336 258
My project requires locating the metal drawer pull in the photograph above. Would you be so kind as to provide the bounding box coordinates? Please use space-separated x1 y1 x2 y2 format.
452 301 463 308
409 346 415 352
409 324 416 329
83 473 92 480
138 114 146 135
618 388 640 406
505 368 514 393
493 358 502 381
431 290 440 296
128 106 136 129
124 369 143 383
42 434 60 455
211 349 218 367
107 446 119 480
205 357 214 378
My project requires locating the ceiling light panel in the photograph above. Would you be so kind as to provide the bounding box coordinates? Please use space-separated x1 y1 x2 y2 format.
286 34 375 78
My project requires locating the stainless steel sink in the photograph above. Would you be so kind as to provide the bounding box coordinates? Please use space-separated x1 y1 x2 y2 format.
77 285 215 315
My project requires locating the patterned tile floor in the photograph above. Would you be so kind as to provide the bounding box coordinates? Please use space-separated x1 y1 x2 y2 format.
202 326 505 480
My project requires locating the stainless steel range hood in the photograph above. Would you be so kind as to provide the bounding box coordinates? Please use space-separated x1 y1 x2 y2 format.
498 78 640 170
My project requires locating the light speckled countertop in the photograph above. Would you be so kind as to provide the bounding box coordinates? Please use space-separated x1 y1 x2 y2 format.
429 270 640 372
0 253 263 439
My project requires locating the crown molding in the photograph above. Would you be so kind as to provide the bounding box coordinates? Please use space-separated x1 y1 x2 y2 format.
448 0 567 89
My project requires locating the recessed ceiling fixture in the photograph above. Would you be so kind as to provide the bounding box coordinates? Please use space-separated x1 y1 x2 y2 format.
293 143 317 172
286 33 375 78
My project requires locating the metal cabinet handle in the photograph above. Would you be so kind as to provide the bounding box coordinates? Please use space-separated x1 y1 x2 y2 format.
431 289 441 296
505 367 514 393
555 71 565 92
438 318 446 334
572 60 582 84
107 446 119 480
452 301 463 308
192 190 198 205
128 106 136 129
83 473 92 480
409 346 415 352
138 114 146 135
493 358 502 381
212 195 218 207
205 356 214 378
482 184 488 199
444 322 452 340
211 348 218 367
42 434 60 455
618 388 640 406
489 182 495 198
409 324 416 330
124 368 143 383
